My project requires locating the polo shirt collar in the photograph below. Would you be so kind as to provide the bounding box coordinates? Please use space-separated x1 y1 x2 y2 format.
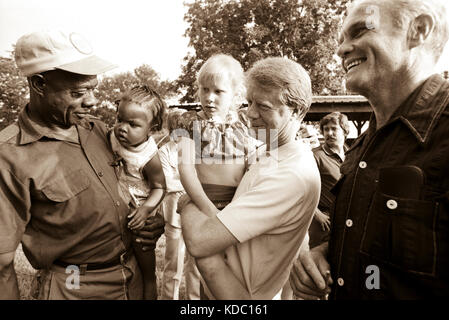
322 143 345 162
17 104 94 145
268 139 305 161
393 74 449 145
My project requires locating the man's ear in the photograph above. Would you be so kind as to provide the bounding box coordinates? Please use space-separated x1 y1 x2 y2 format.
408 14 434 49
29 74 46 96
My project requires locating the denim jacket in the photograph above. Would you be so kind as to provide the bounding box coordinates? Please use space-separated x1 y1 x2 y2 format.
328 74 449 299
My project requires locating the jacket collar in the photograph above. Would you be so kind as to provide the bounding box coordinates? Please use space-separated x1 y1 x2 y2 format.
395 74 449 145
349 74 449 150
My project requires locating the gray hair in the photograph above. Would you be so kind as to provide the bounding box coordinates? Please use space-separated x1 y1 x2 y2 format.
352 0 449 61
245 57 312 121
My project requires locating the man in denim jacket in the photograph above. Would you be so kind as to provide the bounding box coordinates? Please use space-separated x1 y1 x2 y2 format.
290 0 449 299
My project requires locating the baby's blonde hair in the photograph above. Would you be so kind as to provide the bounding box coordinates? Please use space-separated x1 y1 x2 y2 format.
196 54 246 108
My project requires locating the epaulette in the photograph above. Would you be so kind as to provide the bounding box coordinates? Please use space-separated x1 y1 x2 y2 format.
0 123 19 143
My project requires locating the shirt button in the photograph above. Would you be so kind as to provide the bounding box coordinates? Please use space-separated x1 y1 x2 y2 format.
98 171 104 177
359 161 367 169
337 278 344 286
115 201 120 207
386 199 398 210
346 219 353 227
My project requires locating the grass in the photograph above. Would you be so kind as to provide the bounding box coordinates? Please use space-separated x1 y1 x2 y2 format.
14 234 188 300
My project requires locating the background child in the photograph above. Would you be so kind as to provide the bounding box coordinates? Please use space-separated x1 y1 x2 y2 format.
110 85 167 300
158 108 201 300
170 54 261 299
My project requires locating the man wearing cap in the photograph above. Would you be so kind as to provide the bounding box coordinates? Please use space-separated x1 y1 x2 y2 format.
0 30 164 300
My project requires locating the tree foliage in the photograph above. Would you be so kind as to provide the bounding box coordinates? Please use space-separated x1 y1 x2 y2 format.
0 58 175 130
175 0 349 102
93 64 175 127
0 57 29 130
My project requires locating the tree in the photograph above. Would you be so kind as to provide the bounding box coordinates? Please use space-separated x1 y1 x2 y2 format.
91 64 176 128
0 58 175 130
0 56 29 131
175 0 349 102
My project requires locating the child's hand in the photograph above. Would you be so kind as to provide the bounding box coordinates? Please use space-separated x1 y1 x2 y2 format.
128 207 151 230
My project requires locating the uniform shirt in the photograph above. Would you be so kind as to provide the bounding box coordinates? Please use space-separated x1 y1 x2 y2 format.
0 106 131 269
216 140 321 299
329 74 449 299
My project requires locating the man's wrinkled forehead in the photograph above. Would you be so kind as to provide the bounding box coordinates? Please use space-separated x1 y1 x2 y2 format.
44 70 98 90
247 80 282 103
338 0 383 42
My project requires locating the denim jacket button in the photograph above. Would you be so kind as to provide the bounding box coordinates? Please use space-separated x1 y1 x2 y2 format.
359 161 367 169
386 199 398 210
337 278 344 286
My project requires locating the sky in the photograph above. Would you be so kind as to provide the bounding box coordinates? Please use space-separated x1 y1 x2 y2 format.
1 0 449 82
0 0 192 81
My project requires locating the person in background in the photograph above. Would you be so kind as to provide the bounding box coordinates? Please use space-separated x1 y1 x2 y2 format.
308 111 349 249
281 111 349 300
298 124 321 149
290 0 449 299
0 29 164 299
159 108 201 300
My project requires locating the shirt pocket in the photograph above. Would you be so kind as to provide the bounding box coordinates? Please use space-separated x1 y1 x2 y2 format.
41 169 91 202
360 191 438 276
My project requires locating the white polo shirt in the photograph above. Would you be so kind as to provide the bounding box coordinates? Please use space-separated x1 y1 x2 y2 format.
216 140 320 299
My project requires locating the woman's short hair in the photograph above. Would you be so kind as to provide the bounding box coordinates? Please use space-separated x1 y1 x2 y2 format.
119 85 167 131
320 111 350 137
245 57 312 121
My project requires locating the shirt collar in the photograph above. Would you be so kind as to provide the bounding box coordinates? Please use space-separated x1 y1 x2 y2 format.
198 110 239 123
321 143 345 162
392 74 449 145
17 104 94 145
268 139 306 161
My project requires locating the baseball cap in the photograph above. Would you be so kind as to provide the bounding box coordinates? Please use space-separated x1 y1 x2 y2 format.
14 29 117 77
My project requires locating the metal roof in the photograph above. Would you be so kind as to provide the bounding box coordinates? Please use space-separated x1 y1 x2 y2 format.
170 95 369 108
312 95 368 104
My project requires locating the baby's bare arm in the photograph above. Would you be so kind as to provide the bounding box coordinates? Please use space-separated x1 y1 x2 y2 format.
129 153 167 230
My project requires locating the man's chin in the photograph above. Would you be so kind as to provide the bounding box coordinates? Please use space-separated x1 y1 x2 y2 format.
345 76 368 95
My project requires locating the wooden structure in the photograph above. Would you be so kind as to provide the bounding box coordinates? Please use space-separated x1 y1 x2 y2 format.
307 95 371 135
170 95 372 136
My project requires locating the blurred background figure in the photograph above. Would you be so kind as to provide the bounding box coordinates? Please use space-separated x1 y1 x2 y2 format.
297 123 321 149
308 111 349 249
159 108 201 300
